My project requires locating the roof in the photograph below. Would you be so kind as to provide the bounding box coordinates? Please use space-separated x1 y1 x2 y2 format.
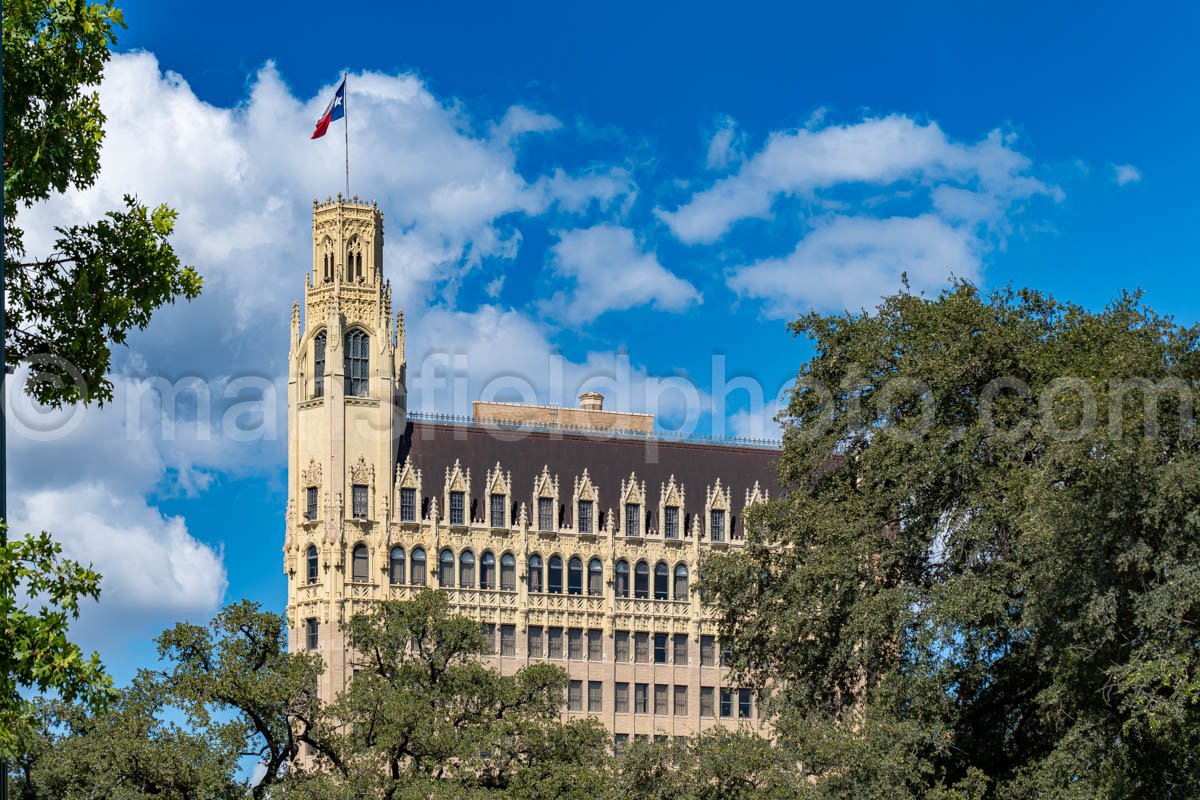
398 414 780 538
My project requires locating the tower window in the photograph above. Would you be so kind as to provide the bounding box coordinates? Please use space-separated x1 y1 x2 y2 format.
625 503 641 536
449 491 465 526
538 497 555 531
343 329 369 397
490 493 506 527
577 500 593 533
710 509 726 542
352 484 368 519
664 505 679 538
400 488 416 522
305 618 318 650
351 543 369 582
305 486 318 521
313 331 326 398
305 545 318 584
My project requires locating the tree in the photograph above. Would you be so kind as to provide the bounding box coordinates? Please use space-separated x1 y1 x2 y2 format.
3 0 201 406
703 284 1200 798
0 530 113 760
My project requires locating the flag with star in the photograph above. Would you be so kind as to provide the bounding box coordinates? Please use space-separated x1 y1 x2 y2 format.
310 78 346 139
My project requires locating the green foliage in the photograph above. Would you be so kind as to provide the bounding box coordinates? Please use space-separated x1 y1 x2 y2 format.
703 284 1200 798
0 528 113 759
3 0 202 405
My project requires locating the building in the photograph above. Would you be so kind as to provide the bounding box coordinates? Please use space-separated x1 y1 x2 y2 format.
284 198 780 741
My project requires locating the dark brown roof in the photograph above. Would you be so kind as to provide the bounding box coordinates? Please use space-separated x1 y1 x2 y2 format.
399 418 780 538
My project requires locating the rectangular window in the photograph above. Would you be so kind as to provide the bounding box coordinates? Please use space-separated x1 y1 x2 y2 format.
568 628 584 660
538 497 555 531
305 487 318 520
673 633 688 665
577 500 594 533
588 680 603 712
500 624 515 656
720 688 733 718
482 624 496 655
738 688 752 718
352 484 368 519
654 684 669 715
547 627 563 659
615 682 630 713
587 629 603 661
625 503 641 536
654 632 669 664
664 505 679 538
449 491 465 526
399 487 416 522
700 686 715 717
634 632 649 664
700 635 716 667
568 681 583 712
674 685 688 716
528 625 544 658
305 618 318 650
710 509 726 542
634 683 649 714
614 733 629 750
721 640 733 667
614 630 630 662
490 493 506 527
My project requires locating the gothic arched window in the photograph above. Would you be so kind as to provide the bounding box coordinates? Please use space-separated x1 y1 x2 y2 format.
351 543 369 583
480 551 496 590
567 556 583 595
344 329 369 397
654 562 670 600
634 561 650 599
528 554 544 592
588 558 603 596
439 548 455 587
306 545 318 584
459 551 476 589
615 560 630 598
548 556 564 594
389 546 405 585
674 563 689 600
500 553 516 590
313 331 326 398
411 548 427 587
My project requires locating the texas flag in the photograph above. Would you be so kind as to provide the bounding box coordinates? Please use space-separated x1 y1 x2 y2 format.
310 78 346 139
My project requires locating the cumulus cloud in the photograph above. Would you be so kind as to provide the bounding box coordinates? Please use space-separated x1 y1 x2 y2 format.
1112 163 1142 186
541 225 701 325
727 214 979 316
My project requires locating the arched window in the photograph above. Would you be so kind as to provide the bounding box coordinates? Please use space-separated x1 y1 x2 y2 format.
313 331 326 398
528 554 544 592
500 553 516 590
567 557 583 595
588 558 603 596
305 545 319 584
480 551 496 589
411 548 427 587
674 563 689 600
634 561 650 599
654 562 670 600
439 548 455 587
356 251 363 280
344 329 369 397
615 560 630 597
459 551 476 589
389 546 406 585
548 556 564 594
352 543 369 582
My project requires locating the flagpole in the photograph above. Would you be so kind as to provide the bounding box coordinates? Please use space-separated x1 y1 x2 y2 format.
343 73 350 199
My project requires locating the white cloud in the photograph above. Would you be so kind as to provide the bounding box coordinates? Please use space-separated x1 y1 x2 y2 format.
658 115 1052 245
727 214 980 316
705 115 743 171
541 225 701 325
1112 163 1142 186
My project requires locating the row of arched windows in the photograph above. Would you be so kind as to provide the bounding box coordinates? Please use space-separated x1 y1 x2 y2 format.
310 329 369 398
319 238 365 283
305 545 689 600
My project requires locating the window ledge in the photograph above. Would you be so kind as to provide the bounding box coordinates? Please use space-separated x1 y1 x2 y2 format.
299 397 324 410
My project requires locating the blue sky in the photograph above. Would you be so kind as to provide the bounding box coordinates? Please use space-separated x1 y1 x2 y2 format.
9 0 1198 683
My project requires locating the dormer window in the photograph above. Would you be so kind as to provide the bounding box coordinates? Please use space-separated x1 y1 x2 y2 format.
664 505 679 539
538 497 555 531
400 487 416 522
625 503 641 536
490 493 506 528
313 331 326 398
577 500 593 534
449 491 465 526
344 329 369 397
710 509 726 542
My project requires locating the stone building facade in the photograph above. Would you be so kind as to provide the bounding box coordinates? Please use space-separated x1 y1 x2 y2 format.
284 198 780 742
